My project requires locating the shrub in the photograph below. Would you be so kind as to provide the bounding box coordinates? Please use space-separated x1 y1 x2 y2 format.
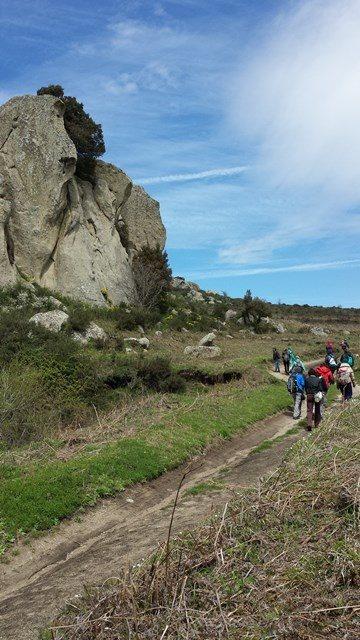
132 246 172 310
137 357 185 393
240 289 270 329
0 364 61 446
36 85 105 181
66 306 92 333
117 306 161 331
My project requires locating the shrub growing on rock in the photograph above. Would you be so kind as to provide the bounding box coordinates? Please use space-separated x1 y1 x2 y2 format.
36 84 105 181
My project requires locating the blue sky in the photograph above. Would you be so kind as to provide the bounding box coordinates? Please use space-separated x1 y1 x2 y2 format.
1 0 360 306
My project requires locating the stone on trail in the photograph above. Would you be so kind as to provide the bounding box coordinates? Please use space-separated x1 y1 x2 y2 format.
29 309 69 333
198 332 216 347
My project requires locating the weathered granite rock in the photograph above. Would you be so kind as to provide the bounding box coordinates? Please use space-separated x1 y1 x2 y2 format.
225 309 237 321
0 94 166 305
29 309 69 333
199 332 216 347
72 321 108 345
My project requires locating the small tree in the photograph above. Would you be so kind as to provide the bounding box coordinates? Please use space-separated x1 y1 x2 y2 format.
241 289 270 329
37 84 105 181
132 246 172 310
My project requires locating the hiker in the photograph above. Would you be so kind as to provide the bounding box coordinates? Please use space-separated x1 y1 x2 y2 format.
336 361 356 404
325 340 334 355
273 348 281 373
287 367 305 419
305 368 325 432
325 350 338 373
282 348 290 374
315 363 334 416
289 352 305 375
339 341 355 368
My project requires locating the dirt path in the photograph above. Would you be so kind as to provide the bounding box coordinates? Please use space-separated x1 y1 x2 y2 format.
0 377 351 640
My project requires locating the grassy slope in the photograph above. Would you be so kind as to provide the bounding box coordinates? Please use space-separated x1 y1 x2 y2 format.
0 379 289 549
49 401 360 640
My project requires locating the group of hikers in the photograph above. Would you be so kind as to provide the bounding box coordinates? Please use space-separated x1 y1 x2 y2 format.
272 341 356 432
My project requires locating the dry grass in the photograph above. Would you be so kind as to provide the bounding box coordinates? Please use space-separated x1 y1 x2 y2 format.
49 401 360 640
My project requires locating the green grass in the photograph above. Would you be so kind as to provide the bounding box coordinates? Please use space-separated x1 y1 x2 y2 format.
0 379 290 549
252 426 300 454
184 479 225 497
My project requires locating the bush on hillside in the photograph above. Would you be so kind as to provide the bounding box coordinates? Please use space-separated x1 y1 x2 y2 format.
37 84 105 181
136 356 185 393
117 306 161 331
132 246 172 310
0 365 61 446
66 306 92 333
106 356 185 394
240 289 270 330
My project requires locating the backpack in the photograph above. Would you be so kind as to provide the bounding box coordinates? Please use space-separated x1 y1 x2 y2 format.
341 353 354 367
338 364 352 385
325 354 337 370
287 373 304 394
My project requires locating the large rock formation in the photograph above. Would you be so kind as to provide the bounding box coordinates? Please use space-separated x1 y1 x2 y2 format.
0 94 166 305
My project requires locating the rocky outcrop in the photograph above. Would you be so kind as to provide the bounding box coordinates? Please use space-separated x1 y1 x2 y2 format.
0 94 166 305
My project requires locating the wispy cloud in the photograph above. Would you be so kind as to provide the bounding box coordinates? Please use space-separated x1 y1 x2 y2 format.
189 259 360 280
138 166 248 185
223 0 360 268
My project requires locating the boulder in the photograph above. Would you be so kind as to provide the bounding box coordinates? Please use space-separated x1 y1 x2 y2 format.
0 95 166 306
189 289 204 302
155 330 163 336
48 296 66 310
199 332 216 347
72 321 108 345
124 336 150 349
274 322 285 333
138 337 150 349
310 326 328 337
29 309 69 333
184 345 221 358
225 309 237 321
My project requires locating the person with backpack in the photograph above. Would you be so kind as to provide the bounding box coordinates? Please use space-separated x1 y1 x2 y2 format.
287 366 305 419
282 348 290 374
325 351 338 373
273 348 281 373
339 342 355 368
337 361 356 404
305 368 325 432
315 363 334 416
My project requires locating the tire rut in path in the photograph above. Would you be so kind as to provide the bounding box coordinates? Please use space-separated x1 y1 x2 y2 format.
0 404 309 640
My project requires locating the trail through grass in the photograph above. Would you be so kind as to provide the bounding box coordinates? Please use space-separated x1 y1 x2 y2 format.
0 379 289 548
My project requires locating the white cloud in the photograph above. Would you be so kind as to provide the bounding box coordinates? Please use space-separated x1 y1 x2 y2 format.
189 258 360 280
223 0 360 266
139 165 247 185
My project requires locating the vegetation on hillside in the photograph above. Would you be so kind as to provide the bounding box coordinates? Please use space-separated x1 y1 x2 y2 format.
49 403 360 640
36 84 105 181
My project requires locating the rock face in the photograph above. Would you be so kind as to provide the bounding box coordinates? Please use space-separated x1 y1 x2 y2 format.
0 95 166 305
